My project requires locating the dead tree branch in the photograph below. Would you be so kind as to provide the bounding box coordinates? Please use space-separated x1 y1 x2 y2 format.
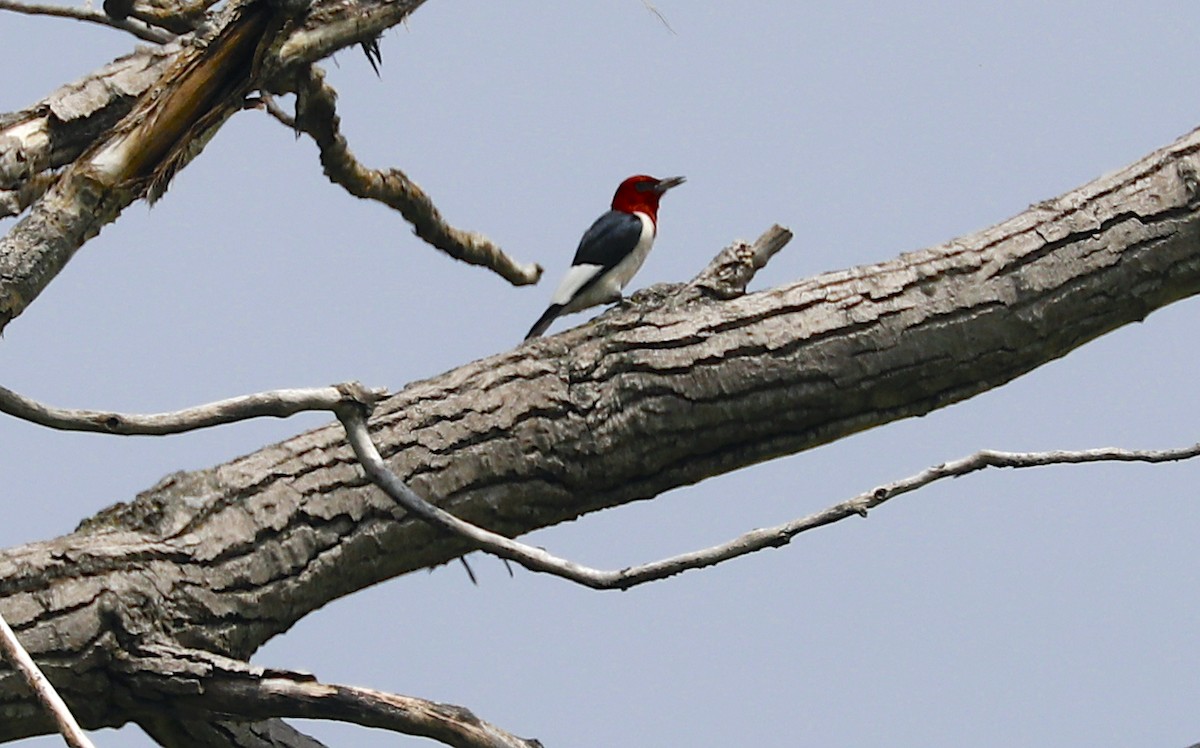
3 368 1194 740
0 0 285 331
7 331 1190 597
0 382 388 435
0 43 179 191
123 644 542 748
291 66 542 285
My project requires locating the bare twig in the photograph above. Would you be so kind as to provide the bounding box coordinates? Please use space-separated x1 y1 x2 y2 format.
0 382 387 435
0 0 172 42
0 612 96 748
248 93 297 130
640 0 675 34
342 400 1200 590
291 66 543 286
130 643 543 748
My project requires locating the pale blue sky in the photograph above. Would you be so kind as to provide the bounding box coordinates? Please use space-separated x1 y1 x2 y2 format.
3 2 1199 746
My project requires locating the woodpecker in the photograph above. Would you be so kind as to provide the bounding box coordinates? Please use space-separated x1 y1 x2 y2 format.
525 174 685 340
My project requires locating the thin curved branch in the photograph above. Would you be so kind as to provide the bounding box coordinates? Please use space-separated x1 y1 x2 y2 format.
127 644 543 748
0 0 172 42
291 66 543 286
640 0 676 34
0 612 95 748
0 381 387 435
342 400 1200 589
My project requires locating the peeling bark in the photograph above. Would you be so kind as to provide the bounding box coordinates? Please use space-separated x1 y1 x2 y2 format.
0 42 179 189
3 121 1200 740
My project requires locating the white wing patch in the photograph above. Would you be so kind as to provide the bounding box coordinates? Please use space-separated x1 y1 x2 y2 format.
551 263 605 306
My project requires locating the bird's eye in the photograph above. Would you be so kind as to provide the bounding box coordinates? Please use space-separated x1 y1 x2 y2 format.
635 181 654 192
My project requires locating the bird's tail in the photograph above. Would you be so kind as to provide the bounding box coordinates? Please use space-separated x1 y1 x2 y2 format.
525 304 564 340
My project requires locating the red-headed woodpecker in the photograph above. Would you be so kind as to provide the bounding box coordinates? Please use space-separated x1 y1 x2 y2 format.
525 174 686 340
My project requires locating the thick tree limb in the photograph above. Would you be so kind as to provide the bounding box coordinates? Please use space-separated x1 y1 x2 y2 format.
8 336 1190 596
292 66 543 285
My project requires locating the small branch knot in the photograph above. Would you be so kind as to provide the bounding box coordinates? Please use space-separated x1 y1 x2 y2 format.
691 224 792 299
333 380 388 415
1177 160 1200 206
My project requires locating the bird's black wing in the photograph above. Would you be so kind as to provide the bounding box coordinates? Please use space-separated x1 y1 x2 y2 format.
526 211 645 340
571 210 645 270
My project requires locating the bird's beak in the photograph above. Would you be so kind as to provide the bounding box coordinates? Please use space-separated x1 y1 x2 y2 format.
655 176 686 193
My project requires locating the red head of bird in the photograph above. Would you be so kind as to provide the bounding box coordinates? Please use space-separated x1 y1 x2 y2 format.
610 175 686 227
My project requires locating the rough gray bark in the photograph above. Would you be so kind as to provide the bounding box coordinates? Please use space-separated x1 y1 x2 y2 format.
0 41 179 195
139 718 329 748
2 115 1200 741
